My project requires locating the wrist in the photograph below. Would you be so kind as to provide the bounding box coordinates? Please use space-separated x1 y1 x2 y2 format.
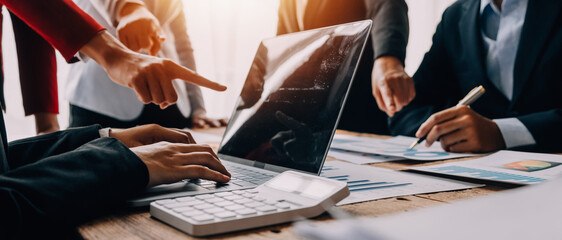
117 2 145 21
192 108 207 118
80 31 130 71
374 56 405 72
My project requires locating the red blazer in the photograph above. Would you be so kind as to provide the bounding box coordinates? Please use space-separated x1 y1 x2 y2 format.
0 0 104 115
1 0 104 62
6 12 58 115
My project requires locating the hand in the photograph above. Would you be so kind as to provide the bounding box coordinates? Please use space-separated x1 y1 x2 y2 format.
80 31 227 109
117 3 165 56
415 106 506 153
110 124 196 148
192 110 228 128
34 112 60 135
372 56 415 117
130 142 231 187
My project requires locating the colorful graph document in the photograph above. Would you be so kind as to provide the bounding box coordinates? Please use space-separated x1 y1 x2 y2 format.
327 149 405 164
410 150 562 185
330 134 479 161
320 161 482 205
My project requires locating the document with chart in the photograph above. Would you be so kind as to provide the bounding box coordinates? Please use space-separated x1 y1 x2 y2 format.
320 161 482 205
410 151 562 185
330 134 479 161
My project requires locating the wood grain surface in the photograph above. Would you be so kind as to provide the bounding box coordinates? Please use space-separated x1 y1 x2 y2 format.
78 129 511 239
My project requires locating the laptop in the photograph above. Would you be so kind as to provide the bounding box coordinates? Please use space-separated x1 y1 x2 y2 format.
128 20 372 207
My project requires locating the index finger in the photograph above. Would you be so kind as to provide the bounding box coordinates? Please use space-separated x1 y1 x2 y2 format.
164 60 227 92
416 107 461 138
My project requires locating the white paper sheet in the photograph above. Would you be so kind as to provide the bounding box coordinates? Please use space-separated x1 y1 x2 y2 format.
411 150 562 185
296 174 562 240
321 161 482 205
330 134 479 161
327 149 404 164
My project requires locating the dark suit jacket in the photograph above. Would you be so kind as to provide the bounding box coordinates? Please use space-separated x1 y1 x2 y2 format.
389 0 562 153
0 120 149 239
277 0 409 134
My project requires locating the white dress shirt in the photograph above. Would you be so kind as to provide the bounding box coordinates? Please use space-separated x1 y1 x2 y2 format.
67 0 204 120
480 0 536 148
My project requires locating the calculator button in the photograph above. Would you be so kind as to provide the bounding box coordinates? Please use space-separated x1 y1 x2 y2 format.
225 204 245 211
215 201 235 207
176 196 195 202
164 202 193 209
224 195 243 201
244 202 265 208
155 199 176 205
247 189 259 193
275 203 291 209
195 194 214 200
235 208 257 216
182 210 204 217
251 196 266 202
204 207 225 214
194 204 214 210
242 193 254 198
205 197 224 203
214 211 236 219
264 200 278 205
192 214 215 222
173 206 195 213
256 205 276 213
215 192 233 197
232 190 245 194
234 198 253 204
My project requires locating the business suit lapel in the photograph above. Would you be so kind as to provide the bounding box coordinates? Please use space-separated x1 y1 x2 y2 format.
512 0 562 105
458 0 489 89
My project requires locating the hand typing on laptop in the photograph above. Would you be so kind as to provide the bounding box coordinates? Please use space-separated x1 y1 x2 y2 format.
108 124 231 187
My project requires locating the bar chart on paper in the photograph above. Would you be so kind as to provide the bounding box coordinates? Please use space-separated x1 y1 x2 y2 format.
320 161 481 205
330 135 479 161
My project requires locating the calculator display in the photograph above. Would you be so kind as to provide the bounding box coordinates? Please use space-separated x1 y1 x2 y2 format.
265 172 336 200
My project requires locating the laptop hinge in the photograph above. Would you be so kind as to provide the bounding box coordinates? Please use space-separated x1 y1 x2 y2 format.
253 161 266 169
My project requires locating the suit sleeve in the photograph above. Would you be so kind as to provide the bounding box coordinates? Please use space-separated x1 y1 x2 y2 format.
388 9 457 136
0 137 148 239
10 12 59 116
365 0 409 63
0 0 105 62
516 110 562 152
7 125 102 169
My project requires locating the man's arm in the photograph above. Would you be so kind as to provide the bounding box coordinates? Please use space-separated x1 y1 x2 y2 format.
0 138 148 239
7 125 102 169
389 8 457 137
365 0 414 116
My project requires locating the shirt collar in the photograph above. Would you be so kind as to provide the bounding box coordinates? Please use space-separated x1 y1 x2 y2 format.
480 0 500 15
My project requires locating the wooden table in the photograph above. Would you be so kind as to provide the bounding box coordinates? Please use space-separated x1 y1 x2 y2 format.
78 129 511 239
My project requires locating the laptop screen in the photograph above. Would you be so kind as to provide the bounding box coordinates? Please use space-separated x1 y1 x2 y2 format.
218 20 371 174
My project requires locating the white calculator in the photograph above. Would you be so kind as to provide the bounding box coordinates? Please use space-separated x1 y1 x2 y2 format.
150 171 350 237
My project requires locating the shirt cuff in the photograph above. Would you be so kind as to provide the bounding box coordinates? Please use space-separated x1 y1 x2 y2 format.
99 128 112 138
493 118 536 149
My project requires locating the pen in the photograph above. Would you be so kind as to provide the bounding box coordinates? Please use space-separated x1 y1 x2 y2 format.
408 85 486 149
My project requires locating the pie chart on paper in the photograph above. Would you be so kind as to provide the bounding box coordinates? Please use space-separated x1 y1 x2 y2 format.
503 160 561 172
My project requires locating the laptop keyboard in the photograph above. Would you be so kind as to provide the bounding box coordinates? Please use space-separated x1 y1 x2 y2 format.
188 162 276 191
